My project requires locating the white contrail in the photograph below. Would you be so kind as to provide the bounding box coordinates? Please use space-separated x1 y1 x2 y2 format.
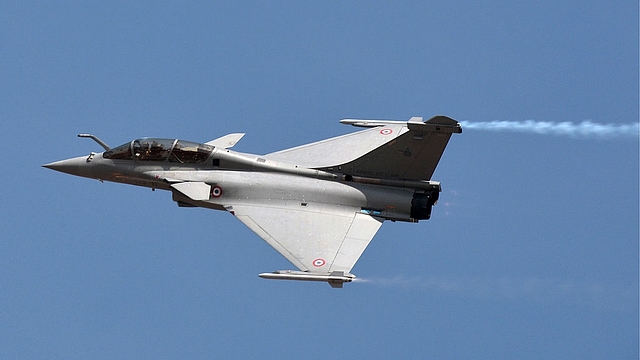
356 275 635 311
459 120 639 139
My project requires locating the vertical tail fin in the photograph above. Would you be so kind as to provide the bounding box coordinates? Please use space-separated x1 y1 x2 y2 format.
329 116 461 181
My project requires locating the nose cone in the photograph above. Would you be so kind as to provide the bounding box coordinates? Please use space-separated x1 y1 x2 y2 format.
43 156 93 178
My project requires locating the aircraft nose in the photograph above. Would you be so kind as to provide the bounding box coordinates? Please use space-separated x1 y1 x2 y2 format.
43 156 92 177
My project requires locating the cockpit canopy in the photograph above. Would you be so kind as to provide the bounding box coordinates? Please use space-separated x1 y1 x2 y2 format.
103 138 214 164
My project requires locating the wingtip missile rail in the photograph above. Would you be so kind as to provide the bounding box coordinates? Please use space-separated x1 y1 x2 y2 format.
341 116 463 134
258 270 355 288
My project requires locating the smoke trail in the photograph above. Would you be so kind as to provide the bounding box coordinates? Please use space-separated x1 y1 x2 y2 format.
459 120 639 139
356 274 636 311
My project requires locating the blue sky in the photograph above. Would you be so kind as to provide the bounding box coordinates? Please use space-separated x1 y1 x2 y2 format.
2 1 637 359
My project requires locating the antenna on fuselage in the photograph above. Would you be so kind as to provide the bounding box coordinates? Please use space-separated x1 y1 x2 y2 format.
77 134 111 151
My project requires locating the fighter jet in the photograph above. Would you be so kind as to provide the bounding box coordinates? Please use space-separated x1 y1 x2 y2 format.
44 116 462 287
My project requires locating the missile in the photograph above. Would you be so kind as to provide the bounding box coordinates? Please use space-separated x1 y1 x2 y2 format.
341 117 462 133
339 119 407 128
259 270 355 288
